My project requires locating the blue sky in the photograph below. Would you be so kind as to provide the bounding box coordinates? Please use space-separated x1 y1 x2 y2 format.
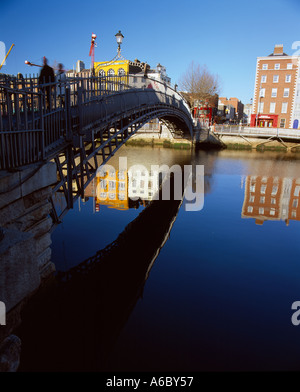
0 0 299 105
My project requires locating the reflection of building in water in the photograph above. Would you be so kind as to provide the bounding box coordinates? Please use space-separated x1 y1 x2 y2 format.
128 168 159 202
85 167 160 211
242 175 300 225
96 168 129 210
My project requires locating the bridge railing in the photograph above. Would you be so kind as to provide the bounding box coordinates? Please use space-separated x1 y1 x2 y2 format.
0 73 193 169
0 74 68 169
51 73 192 136
214 124 300 140
0 76 47 168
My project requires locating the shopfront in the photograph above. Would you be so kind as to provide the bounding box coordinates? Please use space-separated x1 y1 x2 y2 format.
250 114 278 128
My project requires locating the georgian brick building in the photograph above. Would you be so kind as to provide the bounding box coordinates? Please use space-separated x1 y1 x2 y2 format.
242 175 300 225
251 44 300 129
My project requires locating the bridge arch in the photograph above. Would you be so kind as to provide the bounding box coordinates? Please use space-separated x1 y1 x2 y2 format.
77 75 194 142
0 73 195 222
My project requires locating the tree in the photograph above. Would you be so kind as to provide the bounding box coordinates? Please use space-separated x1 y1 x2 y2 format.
179 62 221 107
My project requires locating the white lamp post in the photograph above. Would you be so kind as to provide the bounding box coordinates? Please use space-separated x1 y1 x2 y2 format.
115 30 124 56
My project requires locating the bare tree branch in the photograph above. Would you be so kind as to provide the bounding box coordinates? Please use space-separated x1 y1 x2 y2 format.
179 62 221 107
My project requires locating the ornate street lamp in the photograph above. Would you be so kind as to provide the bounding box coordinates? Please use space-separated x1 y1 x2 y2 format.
115 30 124 56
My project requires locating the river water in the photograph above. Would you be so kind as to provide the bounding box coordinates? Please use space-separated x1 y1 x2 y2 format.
17 145 300 371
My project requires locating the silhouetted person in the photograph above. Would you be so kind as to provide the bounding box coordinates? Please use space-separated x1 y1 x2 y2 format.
38 57 55 110
56 63 67 107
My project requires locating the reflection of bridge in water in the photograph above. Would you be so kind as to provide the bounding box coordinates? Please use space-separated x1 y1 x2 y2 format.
16 176 184 371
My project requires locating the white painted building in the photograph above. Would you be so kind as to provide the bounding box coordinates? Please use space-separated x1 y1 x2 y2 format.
128 167 160 201
244 103 253 124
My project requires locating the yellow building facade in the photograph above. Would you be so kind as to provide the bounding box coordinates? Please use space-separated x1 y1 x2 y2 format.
96 169 129 210
94 59 130 77
94 57 149 78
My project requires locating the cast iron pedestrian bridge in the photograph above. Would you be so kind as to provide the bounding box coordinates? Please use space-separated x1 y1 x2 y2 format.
0 73 194 221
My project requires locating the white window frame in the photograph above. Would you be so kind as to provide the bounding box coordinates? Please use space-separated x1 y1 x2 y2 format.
109 180 116 190
100 179 107 189
271 88 277 98
280 118 286 128
107 68 115 76
271 186 278 196
118 68 125 76
261 185 267 194
269 102 276 113
118 181 126 191
259 88 265 98
294 186 300 197
285 74 291 83
274 63 280 70
287 63 293 69
258 102 264 113
283 88 290 98
281 102 288 114
273 75 279 83
262 64 268 70
261 75 267 83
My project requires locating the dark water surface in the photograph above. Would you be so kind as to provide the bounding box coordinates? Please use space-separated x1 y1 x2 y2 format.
17 146 300 371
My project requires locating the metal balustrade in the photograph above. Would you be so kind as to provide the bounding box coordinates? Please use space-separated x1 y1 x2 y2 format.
0 73 193 171
214 124 300 140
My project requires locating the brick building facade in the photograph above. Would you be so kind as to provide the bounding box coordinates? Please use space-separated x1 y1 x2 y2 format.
251 44 300 129
218 97 244 122
242 175 300 225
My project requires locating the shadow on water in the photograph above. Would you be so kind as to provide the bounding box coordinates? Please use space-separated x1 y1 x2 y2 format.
16 176 185 371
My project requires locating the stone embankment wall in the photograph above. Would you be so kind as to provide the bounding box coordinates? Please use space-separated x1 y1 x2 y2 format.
0 162 57 370
194 128 226 149
125 124 192 149
217 135 300 152
125 124 225 150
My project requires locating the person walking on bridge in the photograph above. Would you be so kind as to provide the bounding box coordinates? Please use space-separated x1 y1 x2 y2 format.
56 63 67 107
38 57 55 110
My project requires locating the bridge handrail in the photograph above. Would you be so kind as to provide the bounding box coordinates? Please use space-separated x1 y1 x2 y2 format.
0 73 194 170
0 74 193 133
213 124 300 140
0 73 190 109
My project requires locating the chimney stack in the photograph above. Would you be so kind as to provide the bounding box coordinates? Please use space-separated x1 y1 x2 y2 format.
273 44 284 56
